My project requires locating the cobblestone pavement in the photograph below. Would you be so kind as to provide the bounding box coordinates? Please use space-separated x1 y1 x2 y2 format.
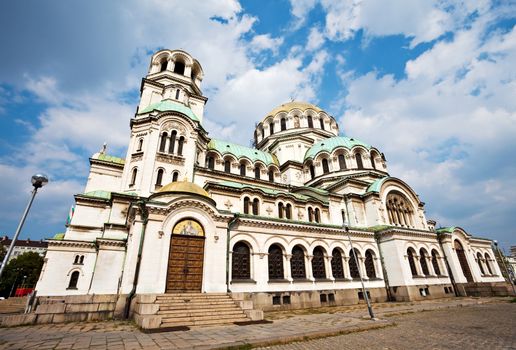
0 298 512 349
257 302 516 350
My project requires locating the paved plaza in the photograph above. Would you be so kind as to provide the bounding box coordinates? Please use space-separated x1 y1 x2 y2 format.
0 297 513 349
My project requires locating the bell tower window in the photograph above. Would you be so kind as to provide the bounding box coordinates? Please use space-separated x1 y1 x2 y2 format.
160 60 167 72
319 118 325 130
156 169 164 187
172 171 179 182
159 132 168 152
254 166 261 180
308 116 314 128
224 160 231 173
338 154 346 170
177 136 185 156
207 156 215 170
269 122 274 135
168 130 177 154
174 61 185 75
268 169 274 182
322 159 329 174
355 153 364 169
136 138 143 152
240 163 246 176
130 168 138 187
280 118 286 131
309 164 315 179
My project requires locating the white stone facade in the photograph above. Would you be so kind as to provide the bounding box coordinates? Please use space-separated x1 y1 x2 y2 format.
36 49 509 309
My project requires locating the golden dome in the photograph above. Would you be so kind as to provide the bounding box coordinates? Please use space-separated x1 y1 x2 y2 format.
266 101 323 118
158 180 210 198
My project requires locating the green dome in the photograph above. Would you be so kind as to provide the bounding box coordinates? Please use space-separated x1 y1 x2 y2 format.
208 139 279 166
304 136 371 160
138 99 199 122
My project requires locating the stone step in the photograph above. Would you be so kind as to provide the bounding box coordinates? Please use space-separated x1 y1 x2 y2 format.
158 308 244 317
161 315 249 327
155 295 233 301
156 293 229 298
158 303 240 311
156 300 236 306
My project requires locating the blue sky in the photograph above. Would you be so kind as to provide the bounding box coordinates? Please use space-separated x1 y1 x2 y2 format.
0 0 515 251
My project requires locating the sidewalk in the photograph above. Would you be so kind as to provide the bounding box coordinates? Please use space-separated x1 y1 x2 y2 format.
0 297 509 350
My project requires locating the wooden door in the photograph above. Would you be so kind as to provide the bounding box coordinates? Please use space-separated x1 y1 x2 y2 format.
167 234 205 292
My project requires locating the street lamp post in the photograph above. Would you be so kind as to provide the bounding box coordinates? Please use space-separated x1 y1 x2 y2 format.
0 174 48 281
493 241 516 296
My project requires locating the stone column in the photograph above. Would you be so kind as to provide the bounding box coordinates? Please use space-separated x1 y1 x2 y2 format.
374 257 383 279
306 255 314 281
414 255 424 276
428 256 436 276
343 256 351 279
359 257 368 280
325 255 334 280
284 254 292 282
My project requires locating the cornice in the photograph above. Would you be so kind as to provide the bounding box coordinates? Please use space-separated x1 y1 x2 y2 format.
89 158 125 169
47 239 96 249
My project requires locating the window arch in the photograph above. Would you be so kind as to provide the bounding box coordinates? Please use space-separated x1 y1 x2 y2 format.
207 156 215 170
291 245 306 279
68 271 80 289
130 168 138 186
307 115 313 128
268 244 284 280
355 153 364 169
386 191 415 228
177 136 184 156
431 249 441 275
309 164 315 179
331 249 344 279
319 117 325 130
160 60 168 72
268 169 274 182
254 165 261 179
280 117 286 131
224 159 231 173
172 171 179 182
156 169 164 186
79 255 84 264
232 242 250 280
420 249 430 276
269 122 274 135
159 132 168 152
252 198 259 215
243 197 250 214
173 61 185 75
454 240 473 282
308 207 314 222
137 138 143 152
322 159 330 174
175 89 180 100
278 203 284 219
370 151 377 169
338 154 346 170
365 250 376 278
312 247 326 279
484 253 493 274
349 249 360 279
314 208 321 223
168 130 177 154
285 204 292 220
476 252 485 275
407 248 418 276
240 163 246 176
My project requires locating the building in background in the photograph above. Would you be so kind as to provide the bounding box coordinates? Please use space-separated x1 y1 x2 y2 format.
0 236 47 264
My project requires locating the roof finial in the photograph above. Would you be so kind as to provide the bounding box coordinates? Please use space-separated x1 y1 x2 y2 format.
100 142 107 154
290 94 295 102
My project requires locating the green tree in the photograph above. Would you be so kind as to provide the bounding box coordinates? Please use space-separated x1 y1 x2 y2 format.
0 252 44 298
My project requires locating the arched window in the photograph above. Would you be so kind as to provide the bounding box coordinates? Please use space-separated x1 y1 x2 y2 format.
252 198 259 215
308 207 313 222
177 136 184 156
331 249 344 279
172 171 179 182
309 164 315 179
370 152 376 169
291 246 306 279
431 250 441 275
476 252 485 275
278 203 284 219
174 61 185 75
68 271 80 289
269 122 274 135
454 240 473 282
74 255 79 264
280 118 286 131
314 208 321 223
159 132 168 152
224 159 231 173
137 138 143 152
312 247 326 279
243 197 250 214
349 249 360 279
307 115 313 128
355 153 364 169
407 248 418 276
386 191 415 228
156 169 164 186
130 168 138 186
319 118 325 130
240 163 246 176
338 154 346 170
175 89 180 100
268 244 284 280
420 249 430 276
365 250 376 278
268 169 274 182
160 60 167 72
322 159 330 174
254 166 261 180
484 253 493 275
207 156 215 170
232 242 250 280
169 130 177 154
79 255 84 264
286 204 292 220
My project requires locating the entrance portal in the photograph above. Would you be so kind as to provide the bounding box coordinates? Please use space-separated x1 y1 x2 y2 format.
166 219 205 292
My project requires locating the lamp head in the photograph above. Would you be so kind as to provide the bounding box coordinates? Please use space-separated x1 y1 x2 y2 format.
493 240 498 246
31 174 49 189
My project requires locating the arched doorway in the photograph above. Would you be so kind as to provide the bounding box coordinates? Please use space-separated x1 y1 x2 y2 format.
167 219 205 292
454 240 473 282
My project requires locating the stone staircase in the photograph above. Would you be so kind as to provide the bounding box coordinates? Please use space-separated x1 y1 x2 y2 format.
134 293 263 330
0 297 27 315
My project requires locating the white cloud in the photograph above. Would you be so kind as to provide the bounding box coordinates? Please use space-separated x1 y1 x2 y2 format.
306 27 325 51
249 34 284 55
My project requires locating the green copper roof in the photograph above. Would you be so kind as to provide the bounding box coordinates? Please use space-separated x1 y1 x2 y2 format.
83 190 112 200
208 139 279 166
139 99 200 122
436 227 456 233
366 176 390 193
304 136 371 160
96 153 125 165
52 233 65 240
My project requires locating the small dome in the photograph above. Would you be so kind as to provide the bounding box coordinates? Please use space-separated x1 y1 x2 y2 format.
158 180 210 198
304 136 372 160
266 101 323 117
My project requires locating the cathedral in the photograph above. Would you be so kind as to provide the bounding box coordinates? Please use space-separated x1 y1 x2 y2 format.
34 49 510 329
